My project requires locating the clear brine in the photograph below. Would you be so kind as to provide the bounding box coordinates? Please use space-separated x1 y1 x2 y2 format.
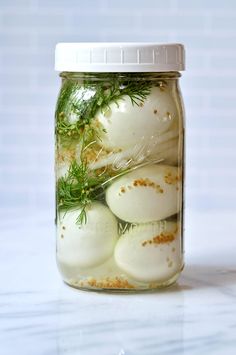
56 73 184 291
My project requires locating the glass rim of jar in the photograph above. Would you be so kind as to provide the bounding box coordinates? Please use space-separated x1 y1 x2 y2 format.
59 71 182 81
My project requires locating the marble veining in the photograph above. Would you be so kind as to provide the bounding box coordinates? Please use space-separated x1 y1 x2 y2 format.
0 211 236 355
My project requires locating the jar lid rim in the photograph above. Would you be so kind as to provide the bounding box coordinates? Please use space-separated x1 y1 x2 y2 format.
55 42 185 73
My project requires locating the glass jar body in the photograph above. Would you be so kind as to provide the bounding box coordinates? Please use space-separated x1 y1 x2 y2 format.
55 72 185 292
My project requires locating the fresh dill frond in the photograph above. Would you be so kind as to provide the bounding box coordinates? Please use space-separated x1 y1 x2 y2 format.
57 160 108 225
120 80 152 106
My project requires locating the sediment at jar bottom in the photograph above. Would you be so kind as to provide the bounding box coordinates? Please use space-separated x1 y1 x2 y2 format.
60 265 183 291
64 272 182 291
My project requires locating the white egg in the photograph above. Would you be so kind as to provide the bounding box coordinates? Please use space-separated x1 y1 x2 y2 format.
106 164 181 223
88 130 181 171
57 202 118 268
115 221 182 282
95 86 179 150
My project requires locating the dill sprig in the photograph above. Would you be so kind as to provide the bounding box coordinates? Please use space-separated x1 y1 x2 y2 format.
55 76 152 143
57 160 108 225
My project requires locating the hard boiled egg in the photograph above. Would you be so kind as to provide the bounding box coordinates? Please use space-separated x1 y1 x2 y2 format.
114 221 182 283
88 130 181 171
106 164 181 223
95 86 179 150
57 202 118 268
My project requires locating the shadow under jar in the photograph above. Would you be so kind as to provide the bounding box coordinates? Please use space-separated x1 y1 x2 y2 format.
54 43 186 292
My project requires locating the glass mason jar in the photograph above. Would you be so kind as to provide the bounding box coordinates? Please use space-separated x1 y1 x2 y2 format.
54 43 185 292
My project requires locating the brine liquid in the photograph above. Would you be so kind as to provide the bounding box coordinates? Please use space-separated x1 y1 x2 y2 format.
55 74 184 291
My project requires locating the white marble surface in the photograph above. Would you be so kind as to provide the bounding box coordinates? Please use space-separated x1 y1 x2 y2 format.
1 210 236 355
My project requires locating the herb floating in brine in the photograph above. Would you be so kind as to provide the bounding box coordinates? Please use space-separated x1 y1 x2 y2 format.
57 160 107 225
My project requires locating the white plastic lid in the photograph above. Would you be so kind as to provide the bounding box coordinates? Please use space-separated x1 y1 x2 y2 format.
55 42 185 73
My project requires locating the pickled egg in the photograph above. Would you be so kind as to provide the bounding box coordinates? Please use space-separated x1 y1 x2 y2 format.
88 132 180 171
95 86 178 150
114 221 181 282
106 164 181 223
57 202 118 268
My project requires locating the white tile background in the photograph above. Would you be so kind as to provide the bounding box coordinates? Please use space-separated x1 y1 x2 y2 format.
1 0 236 218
